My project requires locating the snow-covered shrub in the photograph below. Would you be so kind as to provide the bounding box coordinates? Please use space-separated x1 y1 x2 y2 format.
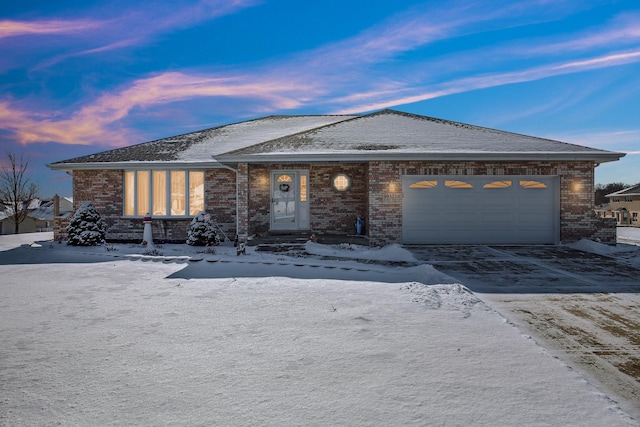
186 212 219 246
66 202 107 246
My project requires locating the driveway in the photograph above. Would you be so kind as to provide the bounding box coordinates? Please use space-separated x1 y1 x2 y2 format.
408 244 640 419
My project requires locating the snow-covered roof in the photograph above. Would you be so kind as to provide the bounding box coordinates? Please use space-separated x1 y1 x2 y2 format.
220 110 623 162
28 206 54 221
48 109 624 170
606 184 640 197
48 115 356 170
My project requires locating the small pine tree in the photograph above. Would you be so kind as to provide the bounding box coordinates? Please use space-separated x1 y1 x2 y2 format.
66 202 107 246
186 212 219 246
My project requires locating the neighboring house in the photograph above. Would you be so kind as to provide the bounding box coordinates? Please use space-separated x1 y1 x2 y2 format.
603 184 640 227
47 109 624 245
0 197 74 235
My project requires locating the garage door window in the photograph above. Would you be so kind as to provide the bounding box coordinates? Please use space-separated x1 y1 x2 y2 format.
445 180 473 189
520 180 547 189
484 180 512 189
409 180 438 189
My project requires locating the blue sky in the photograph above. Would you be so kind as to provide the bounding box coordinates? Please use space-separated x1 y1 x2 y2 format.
1 0 639 197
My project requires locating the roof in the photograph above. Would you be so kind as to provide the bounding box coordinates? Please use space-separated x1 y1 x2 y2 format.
48 115 356 170
606 184 640 197
48 109 624 170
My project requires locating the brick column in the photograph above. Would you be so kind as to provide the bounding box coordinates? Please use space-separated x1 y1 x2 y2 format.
367 161 403 246
236 162 249 241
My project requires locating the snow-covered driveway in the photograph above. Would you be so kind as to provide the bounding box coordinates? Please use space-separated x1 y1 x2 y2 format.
408 235 640 420
0 233 636 425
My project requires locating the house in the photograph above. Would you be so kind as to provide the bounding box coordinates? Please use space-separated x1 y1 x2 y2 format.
0 198 72 234
603 184 640 227
47 109 624 245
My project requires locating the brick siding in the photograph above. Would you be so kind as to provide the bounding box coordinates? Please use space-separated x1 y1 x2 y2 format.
56 169 237 243
246 163 367 237
366 160 611 245
59 160 614 246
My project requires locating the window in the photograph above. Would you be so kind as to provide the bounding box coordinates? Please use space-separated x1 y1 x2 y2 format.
484 180 512 189
633 212 638 222
613 197 620 202
625 196 633 202
124 170 204 217
520 180 547 189
300 175 307 202
409 180 437 189
445 180 473 189
332 174 351 191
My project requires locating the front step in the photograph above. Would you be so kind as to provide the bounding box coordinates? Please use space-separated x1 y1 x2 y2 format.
247 233 369 247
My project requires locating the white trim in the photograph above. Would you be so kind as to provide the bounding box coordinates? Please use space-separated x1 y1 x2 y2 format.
217 152 624 163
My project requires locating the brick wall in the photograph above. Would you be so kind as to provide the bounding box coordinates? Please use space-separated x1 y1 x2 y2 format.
310 163 367 234
366 160 607 245
247 163 367 236
205 168 237 239
53 216 71 241
67 168 237 243
236 163 249 241
63 161 611 245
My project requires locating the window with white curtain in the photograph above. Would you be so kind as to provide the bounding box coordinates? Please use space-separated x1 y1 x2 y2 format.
124 170 205 217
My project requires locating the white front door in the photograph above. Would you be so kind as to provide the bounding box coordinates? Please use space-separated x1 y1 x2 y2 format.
271 170 309 231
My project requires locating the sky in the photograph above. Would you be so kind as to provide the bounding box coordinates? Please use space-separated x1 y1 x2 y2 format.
1 0 639 198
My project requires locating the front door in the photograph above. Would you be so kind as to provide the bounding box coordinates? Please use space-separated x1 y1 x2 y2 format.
271 170 309 231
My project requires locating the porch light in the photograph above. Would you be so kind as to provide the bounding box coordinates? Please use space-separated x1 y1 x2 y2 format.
570 181 583 192
333 174 351 191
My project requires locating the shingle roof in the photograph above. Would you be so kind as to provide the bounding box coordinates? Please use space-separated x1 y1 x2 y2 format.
48 109 624 169
48 115 356 168
220 110 622 162
606 184 640 197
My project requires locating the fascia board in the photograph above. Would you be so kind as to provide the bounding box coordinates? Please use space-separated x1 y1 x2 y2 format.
47 161 226 171
216 151 626 163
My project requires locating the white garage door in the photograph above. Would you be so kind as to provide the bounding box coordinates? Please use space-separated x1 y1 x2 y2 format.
402 175 560 244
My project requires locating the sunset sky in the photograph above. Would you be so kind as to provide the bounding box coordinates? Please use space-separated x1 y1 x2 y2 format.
1 0 639 197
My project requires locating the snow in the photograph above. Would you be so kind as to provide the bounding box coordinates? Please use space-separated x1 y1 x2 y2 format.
228 111 617 157
617 226 640 247
0 232 636 425
304 241 419 263
567 227 640 265
177 115 355 161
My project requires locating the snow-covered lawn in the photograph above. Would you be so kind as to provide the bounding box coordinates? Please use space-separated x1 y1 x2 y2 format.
0 233 636 425
618 226 640 246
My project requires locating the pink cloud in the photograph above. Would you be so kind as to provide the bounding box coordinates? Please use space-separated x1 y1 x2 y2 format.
0 19 100 39
0 71 315 147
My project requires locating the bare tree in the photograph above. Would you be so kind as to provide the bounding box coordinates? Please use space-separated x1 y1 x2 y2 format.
594 182 627 206
0 152 39 234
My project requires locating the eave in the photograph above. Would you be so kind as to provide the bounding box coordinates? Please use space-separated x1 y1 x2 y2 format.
46 160 227 172
216 151 626 164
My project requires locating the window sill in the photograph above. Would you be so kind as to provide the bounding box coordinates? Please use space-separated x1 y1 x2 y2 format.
122 215 194 219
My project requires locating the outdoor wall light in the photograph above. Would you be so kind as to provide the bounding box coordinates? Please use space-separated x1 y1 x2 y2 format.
570 181 583 192
332 173 351 191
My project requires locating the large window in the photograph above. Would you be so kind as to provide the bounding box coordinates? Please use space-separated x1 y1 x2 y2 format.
124 170 204 217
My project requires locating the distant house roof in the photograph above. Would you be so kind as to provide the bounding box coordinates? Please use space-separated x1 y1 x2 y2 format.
28 206 54 221
48 109 624 170
606 184 640 197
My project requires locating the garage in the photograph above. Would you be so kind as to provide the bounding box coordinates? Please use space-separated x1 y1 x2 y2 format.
402 175 560 244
